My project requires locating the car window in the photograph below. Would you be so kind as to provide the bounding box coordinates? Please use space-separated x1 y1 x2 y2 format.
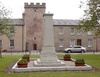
74 47 77 48
74 46 81 48
77 47 81 48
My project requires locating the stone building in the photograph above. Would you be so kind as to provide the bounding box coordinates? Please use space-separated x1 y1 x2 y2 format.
0 3 100 52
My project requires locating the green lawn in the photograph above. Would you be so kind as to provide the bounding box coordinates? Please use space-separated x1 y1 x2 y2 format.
58 54 100 68
0 54 100 77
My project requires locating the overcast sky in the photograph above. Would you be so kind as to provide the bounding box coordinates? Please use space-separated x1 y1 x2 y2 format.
0 0 86 19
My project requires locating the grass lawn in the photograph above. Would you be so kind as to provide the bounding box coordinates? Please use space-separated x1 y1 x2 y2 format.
0 54 100 77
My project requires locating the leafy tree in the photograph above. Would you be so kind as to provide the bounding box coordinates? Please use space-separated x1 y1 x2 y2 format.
78 0 100 37
0 2 15 38
0 2 15 58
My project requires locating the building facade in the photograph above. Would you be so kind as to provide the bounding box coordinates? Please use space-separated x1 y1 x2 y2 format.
0 3 100 52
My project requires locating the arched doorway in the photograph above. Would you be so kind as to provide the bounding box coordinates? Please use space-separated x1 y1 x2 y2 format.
33 44 37 50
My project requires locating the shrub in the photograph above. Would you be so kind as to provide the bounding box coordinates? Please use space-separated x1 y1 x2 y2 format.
22 54 30 62
23 54 30 57
18 58 28 63
75 59 85 63
64 54 70 57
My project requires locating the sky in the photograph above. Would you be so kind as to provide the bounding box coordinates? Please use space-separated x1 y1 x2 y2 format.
0 0 86 19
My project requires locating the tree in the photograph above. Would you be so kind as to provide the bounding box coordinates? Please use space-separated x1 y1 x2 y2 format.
0 2 15 38
78 0 100 37
0 2 15 58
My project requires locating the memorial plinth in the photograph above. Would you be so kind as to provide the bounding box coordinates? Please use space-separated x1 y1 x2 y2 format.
34 14 65 66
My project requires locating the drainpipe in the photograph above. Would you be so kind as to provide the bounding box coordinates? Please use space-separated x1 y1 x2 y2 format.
96 37 98 52
22 25 24 52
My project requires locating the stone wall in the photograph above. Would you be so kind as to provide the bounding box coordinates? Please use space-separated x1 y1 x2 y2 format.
24 3 45 50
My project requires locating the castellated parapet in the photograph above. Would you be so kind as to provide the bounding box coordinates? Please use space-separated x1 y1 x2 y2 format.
24 3 46 8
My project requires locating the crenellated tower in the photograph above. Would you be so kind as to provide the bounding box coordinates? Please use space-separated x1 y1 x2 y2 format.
23 3 46 50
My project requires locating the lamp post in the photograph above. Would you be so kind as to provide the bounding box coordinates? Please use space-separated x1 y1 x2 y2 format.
95 22 100 52
0 47 2 58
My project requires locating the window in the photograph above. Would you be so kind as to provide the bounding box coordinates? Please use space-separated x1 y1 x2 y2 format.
0 32 2 35
88 31 92 35
77 29 81 35
34 37 36 40
10 39 14 48
70 28 75 35
59 39 64 47
70 39 75 47
0 40 2 47
88 39 92 47
10 28 14 35
59 27 64 35
34 10 37 12
0 24 2 35
26 42 29 51
0 30 2 35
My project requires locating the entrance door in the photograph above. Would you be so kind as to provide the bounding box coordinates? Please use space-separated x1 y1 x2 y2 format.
77 39 81 46
33 44 37 50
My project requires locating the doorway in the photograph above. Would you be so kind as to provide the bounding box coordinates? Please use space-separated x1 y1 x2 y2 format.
77 39 82 46
33 44 37 50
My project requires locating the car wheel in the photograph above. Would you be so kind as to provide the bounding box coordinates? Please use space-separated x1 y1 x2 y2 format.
81 50 85 53
67 50 71 53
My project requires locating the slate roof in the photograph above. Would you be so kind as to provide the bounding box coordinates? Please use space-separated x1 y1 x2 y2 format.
53 19 79 26
10 19 24 26
10 19 79 26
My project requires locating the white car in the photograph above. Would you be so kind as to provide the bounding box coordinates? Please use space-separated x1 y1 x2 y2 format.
64 46 86 53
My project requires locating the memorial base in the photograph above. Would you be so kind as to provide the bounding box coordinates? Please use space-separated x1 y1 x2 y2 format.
34 46 65 67
34 59 65 67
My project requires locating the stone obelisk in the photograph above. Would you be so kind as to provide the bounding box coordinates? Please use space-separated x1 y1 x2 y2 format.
34 13 65 66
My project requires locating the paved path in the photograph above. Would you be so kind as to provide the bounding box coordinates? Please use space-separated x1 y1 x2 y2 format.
1 50 40 55
1 50 100 55
12 58 92 73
